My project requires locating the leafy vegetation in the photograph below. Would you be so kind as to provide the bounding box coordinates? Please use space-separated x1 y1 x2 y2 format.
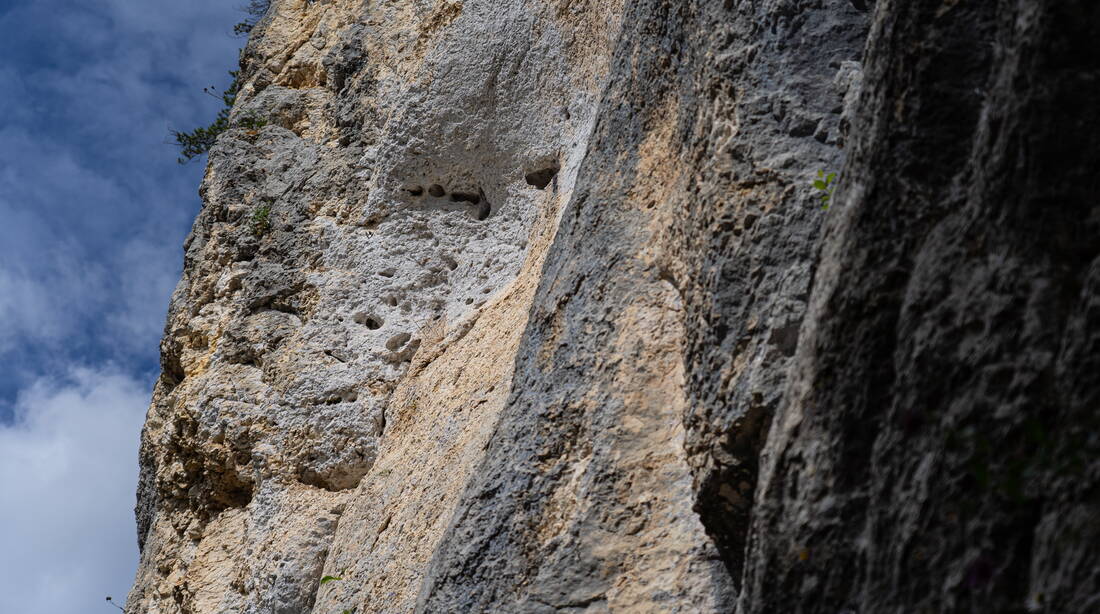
234 0 272 36
171 70 268 163
250 203 273 237
172 1 274 163
812 170 838 209
171 71 238 163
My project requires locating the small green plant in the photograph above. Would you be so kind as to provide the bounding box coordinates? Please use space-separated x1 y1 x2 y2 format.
812 170 838 209
238 114 268 132
317 574 354 613
250 203 272 237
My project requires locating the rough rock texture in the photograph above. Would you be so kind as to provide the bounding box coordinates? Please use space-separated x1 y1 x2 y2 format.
129 0 626 611
419 1 870 609
740 1 1100 612
128 0 1098 612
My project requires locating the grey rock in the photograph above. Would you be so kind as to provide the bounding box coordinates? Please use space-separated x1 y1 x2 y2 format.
127 0 1099 612
740 1 1100 613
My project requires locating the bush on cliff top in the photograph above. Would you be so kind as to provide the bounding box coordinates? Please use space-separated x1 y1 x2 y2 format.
233 0 271 36
171 71 240 163
171 1 272 163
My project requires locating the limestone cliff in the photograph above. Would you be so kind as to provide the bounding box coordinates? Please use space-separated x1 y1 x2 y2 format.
127 0 1098 612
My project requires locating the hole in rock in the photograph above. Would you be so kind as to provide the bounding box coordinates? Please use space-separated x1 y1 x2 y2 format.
215 484 254 512
384 295 398 307
525 165 559 190
354 312 384 330
386 332 412 351
298 467 362 492
471 201 491 221
428 184 445 198
379 268 396 278
406 186 424 196
450 191 481 205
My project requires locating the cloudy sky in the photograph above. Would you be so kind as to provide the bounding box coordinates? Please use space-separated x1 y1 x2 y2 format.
0 0 245 611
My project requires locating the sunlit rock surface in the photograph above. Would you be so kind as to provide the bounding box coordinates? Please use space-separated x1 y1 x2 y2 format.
126 0 1098 612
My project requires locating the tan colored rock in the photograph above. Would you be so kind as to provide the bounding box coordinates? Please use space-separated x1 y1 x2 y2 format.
131 0 1095 612
128 0 634 611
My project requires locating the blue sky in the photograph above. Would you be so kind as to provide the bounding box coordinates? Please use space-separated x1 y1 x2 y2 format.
0 0 246 611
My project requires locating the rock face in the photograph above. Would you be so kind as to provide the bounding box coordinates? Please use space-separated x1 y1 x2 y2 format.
127 0 1098 612
740 2 1100 612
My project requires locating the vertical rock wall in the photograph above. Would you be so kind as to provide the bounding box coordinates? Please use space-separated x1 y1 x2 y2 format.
419 0 871 609
128 0 626 611
741 1 1100 612
127 0 1098 612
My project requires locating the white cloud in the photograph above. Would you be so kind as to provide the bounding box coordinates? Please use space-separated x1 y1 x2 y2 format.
0 0 244 365
106 239 182 356
0 268 61 354
0 367 150 614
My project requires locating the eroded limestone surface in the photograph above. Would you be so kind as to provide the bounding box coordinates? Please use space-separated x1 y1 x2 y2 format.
128 0 1098 613
128 0 626 612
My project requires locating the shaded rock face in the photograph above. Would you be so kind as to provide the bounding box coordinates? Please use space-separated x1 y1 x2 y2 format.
740 2 1100 612
128 0 1097 613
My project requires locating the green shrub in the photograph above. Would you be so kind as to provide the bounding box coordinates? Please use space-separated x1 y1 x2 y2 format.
172 1 277 162
250 203 272 237
172 70 270 163
234 0 271 36
172 71 241 163
812 170 838 209
238 115 268 131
